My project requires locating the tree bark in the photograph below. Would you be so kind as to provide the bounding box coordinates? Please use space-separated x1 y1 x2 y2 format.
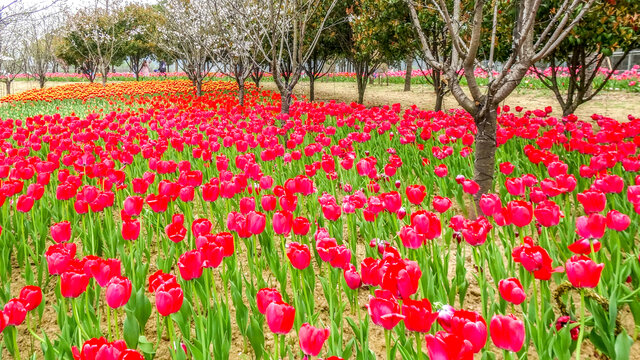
404 55 413 91
196 80 203 97
281 89 292 114
356 72 367 104
309 75 315 102
101 65 108 86
434 90 444 112
238 80 245 107
473 108 498 204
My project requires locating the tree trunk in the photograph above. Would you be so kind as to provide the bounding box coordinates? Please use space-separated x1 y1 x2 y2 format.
434 90 444 112
101 65 108 86
309 75 315 102
356 73 367 104
5 82 11 95
404 55 413 91
355 63 368 105
473 108 498 205
39 76 45 89
562 102 578 117
238 80 245 107
196 79 203 97
280 89 292 114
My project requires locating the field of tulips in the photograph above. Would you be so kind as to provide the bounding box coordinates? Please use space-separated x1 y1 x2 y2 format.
0 80 639 360
5 64 640 92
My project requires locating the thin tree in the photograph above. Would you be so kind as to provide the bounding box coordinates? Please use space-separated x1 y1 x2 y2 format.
406 0 596 202
0 22 24 95
532 0 640 116
248 0 339 114
158 0 217 96
24 14 58 89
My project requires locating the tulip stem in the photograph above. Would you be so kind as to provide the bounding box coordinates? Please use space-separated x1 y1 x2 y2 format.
107 305 112 341
167 316 176 358
385 330 392 360
114 308 120 340
415 332 423 360
274 333 279 360
575 290 586 360
27 312 34 354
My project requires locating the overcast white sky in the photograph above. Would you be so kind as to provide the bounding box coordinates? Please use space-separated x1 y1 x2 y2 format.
12 0 157 13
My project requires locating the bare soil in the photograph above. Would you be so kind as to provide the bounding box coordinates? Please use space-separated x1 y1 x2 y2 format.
262 81 640 121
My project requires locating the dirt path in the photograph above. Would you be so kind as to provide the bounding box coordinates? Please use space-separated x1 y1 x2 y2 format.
262 81 640 121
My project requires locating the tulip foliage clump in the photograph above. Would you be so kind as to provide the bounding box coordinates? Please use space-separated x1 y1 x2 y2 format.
0 80 639 360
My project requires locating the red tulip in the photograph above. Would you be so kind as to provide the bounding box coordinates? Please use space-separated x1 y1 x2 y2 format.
191 218 213 237
0 310 6 333
502 200 533 227
577 189 606 213
512 238 563 280
118 349 145 360
533 200 562 227
566 255 604 288
292 217 310 235
361 258 382 287
246 211 266 235
273 210 293 235
123 196 144 217
343 264 362 289
401 298 438 333
45 242 77 275
366 289 405 330
178 250 203 281
299 323 330 356
425 331 473 360
50 221 72 243
461 217 492 246
16 194 35 212
499 162 514 175
498 278 526 305
71 337 128 360
410 210 441 239
286 242 311 270
406 185 427 204
165 220 187 243
382 191 402 213
260 194 277 211
155 282 184 316
240 197 256 214
105 276 132 309
461 179 480 194
434 164 448 177
19 285 43 311
432 196 452 213
490 314 525 352
554 316 579 340
86 258 122 287
3 299 27 325
398 225 423 249
148 270 177 293
576 213 606 239
505 177 525 196
606 210 630 231
266 301 296 334
568 238 601 255
256 288 283 315
61 268 91 298
121 218 140 241
479 193 501 216
449 310 487 353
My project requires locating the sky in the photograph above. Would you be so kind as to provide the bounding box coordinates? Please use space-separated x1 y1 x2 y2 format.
15 0 157 13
